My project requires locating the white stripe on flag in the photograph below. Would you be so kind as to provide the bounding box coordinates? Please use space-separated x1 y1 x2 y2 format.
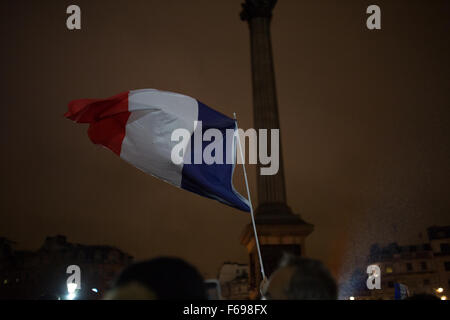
120 89 198 187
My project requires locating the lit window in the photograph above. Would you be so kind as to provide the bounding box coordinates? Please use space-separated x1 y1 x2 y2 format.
386 267 393 273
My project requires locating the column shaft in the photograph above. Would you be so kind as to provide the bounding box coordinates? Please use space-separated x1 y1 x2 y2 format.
248 17 287 208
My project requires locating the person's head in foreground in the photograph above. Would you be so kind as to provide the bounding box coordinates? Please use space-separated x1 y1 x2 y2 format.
262 254 337 300
104 257 207 300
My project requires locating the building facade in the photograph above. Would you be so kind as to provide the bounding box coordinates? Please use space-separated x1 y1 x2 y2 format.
0 235 133 299
217 262 250 300
350 226 450 300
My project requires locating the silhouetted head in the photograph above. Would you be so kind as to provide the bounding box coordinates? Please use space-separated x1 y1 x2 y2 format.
263 254 337 300
104 257 206 300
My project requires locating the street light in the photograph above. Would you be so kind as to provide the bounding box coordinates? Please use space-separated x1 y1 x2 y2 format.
66 292 76 300
441 296 447 301
349 296 355 300
66 282 78 300
436 287 444 293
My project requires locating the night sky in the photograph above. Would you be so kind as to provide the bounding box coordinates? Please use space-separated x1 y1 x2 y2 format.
1 0 449 281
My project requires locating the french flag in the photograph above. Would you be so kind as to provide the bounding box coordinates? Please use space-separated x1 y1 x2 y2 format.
65 89 250 212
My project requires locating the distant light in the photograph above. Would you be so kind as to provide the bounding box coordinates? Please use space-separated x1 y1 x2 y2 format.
436 288 444 293
91 288 98 293
67 282 78 293
66 293 77 300
441 296 447 301
349 296 355 300
66 282 78 300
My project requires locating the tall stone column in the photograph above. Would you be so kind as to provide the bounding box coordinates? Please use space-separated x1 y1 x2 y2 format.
240 0 314 298
241 0 289 215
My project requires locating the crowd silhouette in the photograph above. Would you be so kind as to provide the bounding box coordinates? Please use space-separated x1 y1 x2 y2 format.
104 254 338 300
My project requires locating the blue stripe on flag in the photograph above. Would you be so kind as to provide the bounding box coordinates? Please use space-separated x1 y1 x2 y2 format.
180 101 250 212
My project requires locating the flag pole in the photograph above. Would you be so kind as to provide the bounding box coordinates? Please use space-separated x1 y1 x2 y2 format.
233 113 266 288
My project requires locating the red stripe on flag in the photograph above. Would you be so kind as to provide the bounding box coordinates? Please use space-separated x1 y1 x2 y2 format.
65 91 130 156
